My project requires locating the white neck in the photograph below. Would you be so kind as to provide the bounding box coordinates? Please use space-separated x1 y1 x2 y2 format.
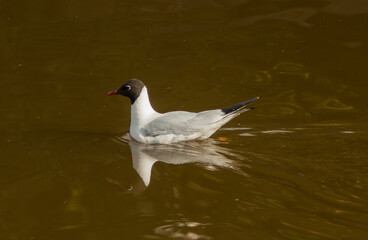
130 86 157 126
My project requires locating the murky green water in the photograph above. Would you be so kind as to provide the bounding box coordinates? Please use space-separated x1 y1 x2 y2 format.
1 0 368 239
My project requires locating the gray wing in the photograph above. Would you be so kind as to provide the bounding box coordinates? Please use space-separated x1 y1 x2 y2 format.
142 110 224 137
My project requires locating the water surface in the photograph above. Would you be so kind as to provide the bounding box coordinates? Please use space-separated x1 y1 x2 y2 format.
1 0 368 239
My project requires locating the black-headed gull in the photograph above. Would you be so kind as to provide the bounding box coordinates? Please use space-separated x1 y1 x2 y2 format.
107 79 258 144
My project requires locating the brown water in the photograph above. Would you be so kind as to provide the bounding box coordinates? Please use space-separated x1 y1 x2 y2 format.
1 0 368 239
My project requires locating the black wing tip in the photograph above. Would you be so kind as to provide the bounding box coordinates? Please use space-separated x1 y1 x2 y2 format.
221 96 259 115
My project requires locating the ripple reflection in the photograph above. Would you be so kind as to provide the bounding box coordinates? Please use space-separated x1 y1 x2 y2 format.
150 220 212 240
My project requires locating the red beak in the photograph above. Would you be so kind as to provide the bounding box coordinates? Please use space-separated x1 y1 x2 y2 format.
106 90 118 96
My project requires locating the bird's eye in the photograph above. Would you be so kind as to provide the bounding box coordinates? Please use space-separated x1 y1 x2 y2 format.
123 85 131 91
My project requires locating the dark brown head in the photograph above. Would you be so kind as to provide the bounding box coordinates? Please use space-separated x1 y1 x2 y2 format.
107 79 145 104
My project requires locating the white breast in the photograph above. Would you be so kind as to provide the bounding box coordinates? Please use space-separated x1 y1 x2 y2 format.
129 87 161 142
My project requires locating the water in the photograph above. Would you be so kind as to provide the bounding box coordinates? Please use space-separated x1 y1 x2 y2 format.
1 0 368 239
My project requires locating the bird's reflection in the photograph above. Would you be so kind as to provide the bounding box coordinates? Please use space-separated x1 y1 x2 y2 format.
123 135 247 186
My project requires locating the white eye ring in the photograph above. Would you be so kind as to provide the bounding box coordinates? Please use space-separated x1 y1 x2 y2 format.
124 85 131 91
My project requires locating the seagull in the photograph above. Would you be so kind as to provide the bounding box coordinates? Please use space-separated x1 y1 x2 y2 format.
107 79 259 144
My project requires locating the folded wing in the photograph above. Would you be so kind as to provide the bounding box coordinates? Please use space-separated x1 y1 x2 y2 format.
142 96 259 138
142 110 224 137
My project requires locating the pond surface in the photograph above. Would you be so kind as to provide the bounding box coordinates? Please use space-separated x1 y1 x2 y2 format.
1 0 368 239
